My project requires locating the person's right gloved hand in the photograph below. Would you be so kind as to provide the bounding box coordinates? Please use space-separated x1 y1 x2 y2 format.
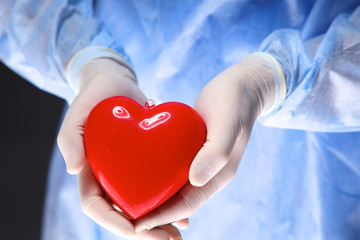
135 53 286 232
57 55 187 240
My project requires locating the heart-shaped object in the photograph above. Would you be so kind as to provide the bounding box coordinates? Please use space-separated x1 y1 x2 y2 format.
84 96 206 219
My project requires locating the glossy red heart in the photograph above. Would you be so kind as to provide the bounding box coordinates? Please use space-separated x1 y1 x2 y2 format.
84 96 206 219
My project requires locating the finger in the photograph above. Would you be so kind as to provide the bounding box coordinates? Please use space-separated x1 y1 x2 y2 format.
57 93 96 174
190 80 244 186
78 162 135 237
57 130 86 175
131 228 171 240
173 218 189 230
136 134 248 233
159 224 183 240
135 177 220 232
58 83 124 174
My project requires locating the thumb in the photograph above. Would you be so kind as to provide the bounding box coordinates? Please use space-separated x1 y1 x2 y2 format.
57 93 94 174
57 122 86 175
189 106 243 187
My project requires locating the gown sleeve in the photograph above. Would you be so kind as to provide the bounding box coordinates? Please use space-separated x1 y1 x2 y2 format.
259 6 360 132
0 0 130 103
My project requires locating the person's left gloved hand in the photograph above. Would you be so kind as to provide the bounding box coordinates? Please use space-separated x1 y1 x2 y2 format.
135 53 285 232
58 56 188 240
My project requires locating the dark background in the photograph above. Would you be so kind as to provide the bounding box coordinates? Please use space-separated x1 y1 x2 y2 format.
0 62 65 240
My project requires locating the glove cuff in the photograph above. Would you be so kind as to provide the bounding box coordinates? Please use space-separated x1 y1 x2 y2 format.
249 52 286 116
66 46 135 94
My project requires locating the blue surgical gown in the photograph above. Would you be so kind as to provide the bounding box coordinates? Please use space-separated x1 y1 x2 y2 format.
1 0 360 239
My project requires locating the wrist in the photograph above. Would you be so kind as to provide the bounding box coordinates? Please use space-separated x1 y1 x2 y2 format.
248 53 286 115
239 53 286 118
66 46 136 94
77 58 137 92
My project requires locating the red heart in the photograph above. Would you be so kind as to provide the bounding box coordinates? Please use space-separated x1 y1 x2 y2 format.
84 96 206 219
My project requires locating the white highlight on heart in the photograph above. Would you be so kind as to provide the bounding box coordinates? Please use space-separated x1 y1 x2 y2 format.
113 106 130 119
139 112 171 130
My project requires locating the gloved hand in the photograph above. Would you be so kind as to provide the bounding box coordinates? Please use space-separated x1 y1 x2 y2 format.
135 53 285 232
57 52 188 239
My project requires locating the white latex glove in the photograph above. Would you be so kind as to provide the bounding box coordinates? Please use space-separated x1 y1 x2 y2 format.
135 53 285 232
57 49 188 239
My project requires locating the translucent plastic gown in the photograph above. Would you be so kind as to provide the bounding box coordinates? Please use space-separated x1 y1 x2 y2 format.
1 0 360 239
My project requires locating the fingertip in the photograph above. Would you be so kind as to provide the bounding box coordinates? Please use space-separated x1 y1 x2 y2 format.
189 149 214 187
173 219 189 230
66 162 84 175
189 166 211 187
66 167 77 175
58 138 86 175
64 149 86 174
159 224 183 239
189 147 229 187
